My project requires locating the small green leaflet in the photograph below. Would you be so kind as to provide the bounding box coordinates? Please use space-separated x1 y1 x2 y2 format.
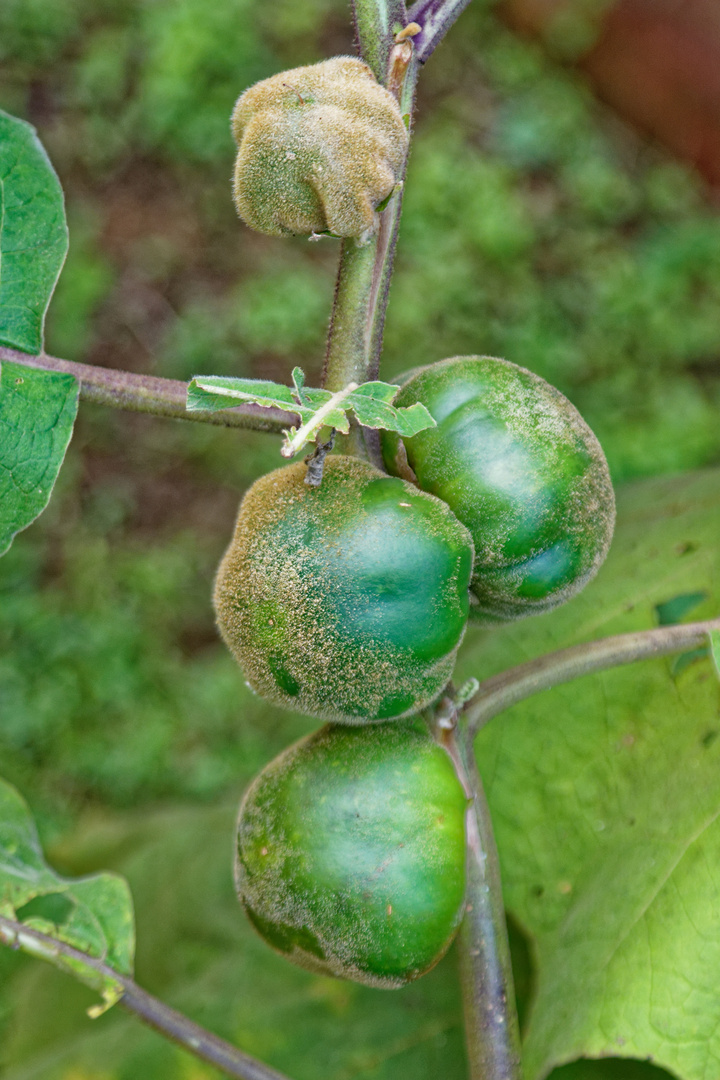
710 629 720 679
0 359 78 557
187 367 435 458
0 110 68 355
0 777 135 1015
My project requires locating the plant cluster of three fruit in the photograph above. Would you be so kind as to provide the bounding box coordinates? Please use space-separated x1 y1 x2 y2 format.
218 58 615 990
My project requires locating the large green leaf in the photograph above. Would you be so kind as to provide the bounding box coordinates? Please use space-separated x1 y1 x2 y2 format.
456 468 720 1080
0 778 134 1014
0 110 68 355
0 359 78 557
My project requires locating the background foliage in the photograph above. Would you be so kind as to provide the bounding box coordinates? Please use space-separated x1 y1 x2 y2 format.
1 0 719 1076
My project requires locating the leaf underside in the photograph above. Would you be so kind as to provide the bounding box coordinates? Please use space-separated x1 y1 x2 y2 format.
0 777 135 1013
457 468 720 1080
0 110 68 355
0 359 78 557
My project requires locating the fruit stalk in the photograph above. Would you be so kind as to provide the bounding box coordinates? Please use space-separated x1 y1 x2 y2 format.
438 710 524 1080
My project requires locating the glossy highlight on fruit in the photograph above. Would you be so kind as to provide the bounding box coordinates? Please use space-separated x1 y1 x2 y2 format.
381 356 615 622
213 455 474 723
231 57 409 240
236 721 468 988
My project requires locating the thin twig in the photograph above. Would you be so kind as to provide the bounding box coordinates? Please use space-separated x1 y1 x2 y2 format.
465 618 720 738
434 706 523 1080
119 983 290 1080
407 0 475 63
0 346 297 433
0 915 291 1080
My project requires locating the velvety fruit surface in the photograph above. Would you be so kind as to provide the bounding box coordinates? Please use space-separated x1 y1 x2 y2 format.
213 455 473 723
231 57 408 240
236 721 468 988
381 356 615 621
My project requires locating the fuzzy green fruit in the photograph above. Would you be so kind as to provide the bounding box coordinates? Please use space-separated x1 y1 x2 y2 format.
213 455 473 723
231 57 409 241
236 721 468 988
381 356 615 622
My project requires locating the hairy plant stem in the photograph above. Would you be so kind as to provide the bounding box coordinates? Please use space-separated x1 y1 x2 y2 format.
0 915 290 1080
322 238 382 392
322 34 419 395
352 0 409 83
0 346 297 433
434 705 523 1080
464 617 720 737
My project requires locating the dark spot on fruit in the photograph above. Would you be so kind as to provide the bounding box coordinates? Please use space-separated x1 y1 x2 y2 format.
268 655 300 696
376 691 416 718
244 903 325 960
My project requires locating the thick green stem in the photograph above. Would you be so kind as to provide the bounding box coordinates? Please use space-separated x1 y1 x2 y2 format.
436 710 523 1080
322 39 419 395
322 237 381 392
464 617 720 738
0 346 296 433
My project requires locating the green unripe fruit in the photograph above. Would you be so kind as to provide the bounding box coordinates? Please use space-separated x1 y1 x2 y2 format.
231 57 409 240
214 455 474 723
236 721 468 988
380 356 615 622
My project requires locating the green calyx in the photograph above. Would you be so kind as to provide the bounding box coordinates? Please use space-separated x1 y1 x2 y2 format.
213 455 474 723
236 721 468 988
231 57 409 241
380 356 616 622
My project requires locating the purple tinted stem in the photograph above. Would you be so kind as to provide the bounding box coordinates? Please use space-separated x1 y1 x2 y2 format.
408 0 475 63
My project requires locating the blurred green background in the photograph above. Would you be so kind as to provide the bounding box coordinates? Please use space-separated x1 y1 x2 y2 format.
1 0 717 1075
